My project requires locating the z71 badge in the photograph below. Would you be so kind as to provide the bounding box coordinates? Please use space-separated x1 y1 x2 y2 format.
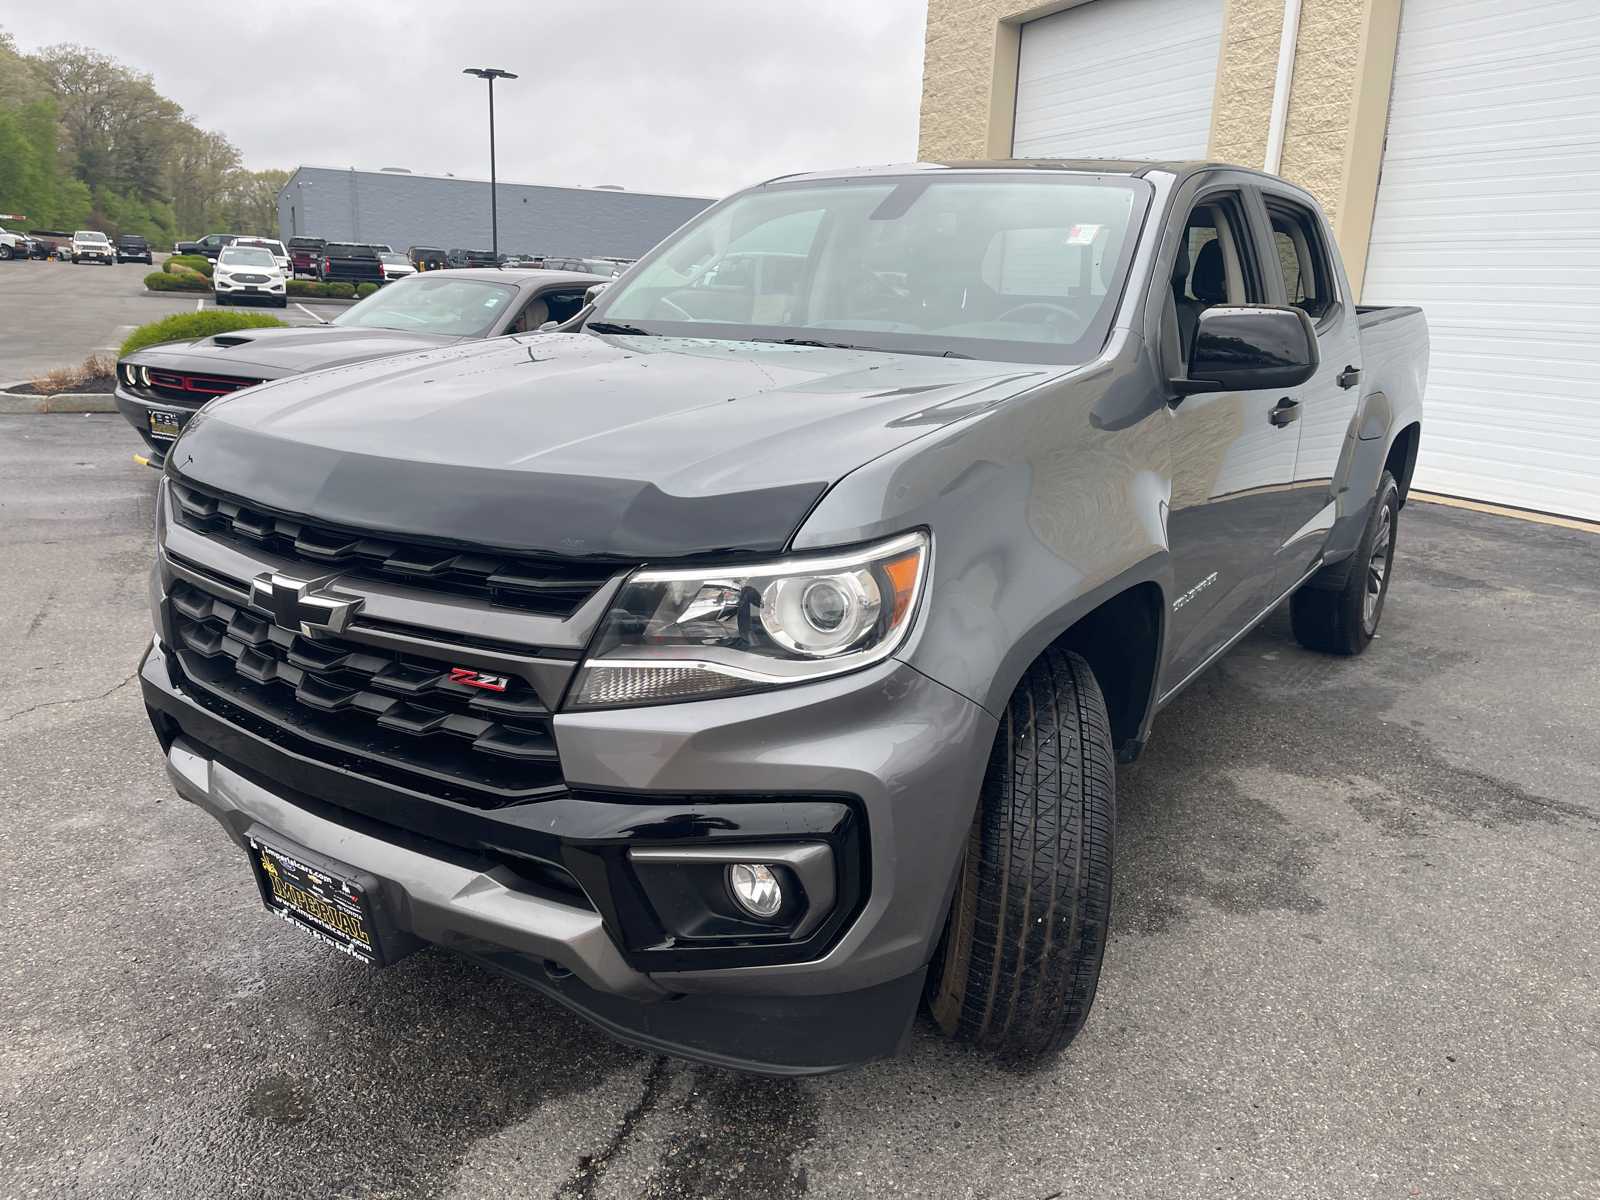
449 668 509 692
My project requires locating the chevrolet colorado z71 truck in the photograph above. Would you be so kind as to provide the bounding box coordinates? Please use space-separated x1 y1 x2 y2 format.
140 159 1427 1074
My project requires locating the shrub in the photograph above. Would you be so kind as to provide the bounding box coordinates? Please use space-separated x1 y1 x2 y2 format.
286 280 329 297
27 354 118 395
144 271 210 292
327 282 356 299
167 263 205 279
120 311 289 358
355 282 379 299
164 254 212 277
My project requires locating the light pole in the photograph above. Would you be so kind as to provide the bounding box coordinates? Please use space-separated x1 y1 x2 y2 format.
462 68 518 258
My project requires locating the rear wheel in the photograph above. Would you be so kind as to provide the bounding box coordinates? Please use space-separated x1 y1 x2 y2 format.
926 646 1114 1059
1291 470 1400 655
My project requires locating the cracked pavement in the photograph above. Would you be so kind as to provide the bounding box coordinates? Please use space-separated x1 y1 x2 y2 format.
2 414 1597 1199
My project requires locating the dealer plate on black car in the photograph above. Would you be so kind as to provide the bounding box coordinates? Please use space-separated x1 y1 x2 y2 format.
249 837 377 964
148 410 181 441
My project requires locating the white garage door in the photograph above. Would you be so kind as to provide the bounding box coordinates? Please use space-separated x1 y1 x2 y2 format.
1362 0 1600 520
1012 0 1226 161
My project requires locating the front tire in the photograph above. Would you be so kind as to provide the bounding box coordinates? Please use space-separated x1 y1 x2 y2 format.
927 646 1114 1059
1291 470 1400 655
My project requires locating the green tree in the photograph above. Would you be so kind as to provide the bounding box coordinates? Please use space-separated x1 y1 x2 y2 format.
0 26 286 246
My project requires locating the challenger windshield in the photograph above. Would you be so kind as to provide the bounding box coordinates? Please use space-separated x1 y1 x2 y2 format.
330 274 516 336
592 173 1150 364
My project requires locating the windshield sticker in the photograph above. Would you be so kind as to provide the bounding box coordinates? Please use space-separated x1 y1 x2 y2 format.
1065 224 1103 246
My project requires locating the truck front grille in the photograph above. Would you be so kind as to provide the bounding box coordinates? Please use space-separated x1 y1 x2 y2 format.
167 580 564 807
169 481 621 618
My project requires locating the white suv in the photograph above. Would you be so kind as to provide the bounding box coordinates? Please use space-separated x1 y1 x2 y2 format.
72 230 114 265
213 244 288 307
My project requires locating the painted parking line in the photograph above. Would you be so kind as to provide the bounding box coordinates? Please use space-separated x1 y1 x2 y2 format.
295 303 321 321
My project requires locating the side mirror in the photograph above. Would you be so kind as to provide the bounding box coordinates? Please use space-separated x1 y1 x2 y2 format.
585 280 612 305
1173 305 1318 395
537 320 560 332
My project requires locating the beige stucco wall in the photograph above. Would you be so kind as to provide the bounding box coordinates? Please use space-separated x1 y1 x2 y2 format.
917 0 1402 295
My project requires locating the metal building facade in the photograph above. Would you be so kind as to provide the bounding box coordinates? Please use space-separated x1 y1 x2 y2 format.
276 166 714 259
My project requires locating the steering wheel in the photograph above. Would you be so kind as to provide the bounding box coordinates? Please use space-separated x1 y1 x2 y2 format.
996 302 1078 325
652 297 694 321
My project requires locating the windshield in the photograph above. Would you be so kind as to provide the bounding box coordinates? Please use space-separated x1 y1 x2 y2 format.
241 240 285 255
594 173 1149 364
330 274 517 336
219 248 277 268
381 253 408 265
76 231 107 241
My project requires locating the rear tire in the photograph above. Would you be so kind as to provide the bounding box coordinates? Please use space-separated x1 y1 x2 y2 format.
1291 470 1400 655
926 646 1114 1059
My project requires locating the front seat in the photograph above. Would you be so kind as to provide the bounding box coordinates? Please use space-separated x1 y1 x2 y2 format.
1189 238 1228 305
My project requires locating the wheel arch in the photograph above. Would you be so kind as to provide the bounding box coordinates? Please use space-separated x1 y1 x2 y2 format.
1385 421 1421 506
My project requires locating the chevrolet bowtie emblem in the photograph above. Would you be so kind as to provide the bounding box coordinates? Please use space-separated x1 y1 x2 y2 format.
249 572 364 635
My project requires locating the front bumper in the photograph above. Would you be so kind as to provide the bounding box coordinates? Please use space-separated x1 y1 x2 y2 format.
214 278 286 300
114 383 195 455
140 620 995 1072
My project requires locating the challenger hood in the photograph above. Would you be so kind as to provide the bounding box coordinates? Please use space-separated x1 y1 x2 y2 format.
170 332 1056 559
133 325 464 377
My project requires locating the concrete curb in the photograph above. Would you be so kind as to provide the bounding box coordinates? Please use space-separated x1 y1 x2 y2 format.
0 393 119 414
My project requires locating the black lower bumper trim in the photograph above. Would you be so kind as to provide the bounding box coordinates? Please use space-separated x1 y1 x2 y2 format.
461 949 925 1076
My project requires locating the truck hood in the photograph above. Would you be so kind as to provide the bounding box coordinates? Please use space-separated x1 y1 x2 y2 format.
132 325 466 377
169 332 1058 559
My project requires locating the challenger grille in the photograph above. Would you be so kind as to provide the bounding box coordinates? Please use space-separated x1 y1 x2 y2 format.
146 370 262 405
169 481 622 619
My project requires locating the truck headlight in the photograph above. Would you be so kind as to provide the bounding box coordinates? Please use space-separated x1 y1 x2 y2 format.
567 530 927 708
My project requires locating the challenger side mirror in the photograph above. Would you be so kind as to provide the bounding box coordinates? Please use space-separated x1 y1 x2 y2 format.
1172 305 1319 395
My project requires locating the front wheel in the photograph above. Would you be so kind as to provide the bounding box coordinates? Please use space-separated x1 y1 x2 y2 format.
926 646 1115 1060
1291 470 1400 655
214 294 228 306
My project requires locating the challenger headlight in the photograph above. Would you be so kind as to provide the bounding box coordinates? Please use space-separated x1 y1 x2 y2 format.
567 530 928 709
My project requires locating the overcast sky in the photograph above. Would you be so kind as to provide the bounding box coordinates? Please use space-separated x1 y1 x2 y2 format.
5 0 929 199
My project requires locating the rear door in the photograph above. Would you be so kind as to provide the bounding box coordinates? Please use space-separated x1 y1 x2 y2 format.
1254 188 1364 593
1161 186 1304 693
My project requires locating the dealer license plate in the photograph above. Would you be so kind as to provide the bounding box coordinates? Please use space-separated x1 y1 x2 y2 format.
249 836 377 964
148 410 181 441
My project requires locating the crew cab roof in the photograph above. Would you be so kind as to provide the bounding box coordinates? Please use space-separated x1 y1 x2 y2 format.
761 159 1287 185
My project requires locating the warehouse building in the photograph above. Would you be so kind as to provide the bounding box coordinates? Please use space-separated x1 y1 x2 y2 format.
275 166 714 263
920 0 1600 521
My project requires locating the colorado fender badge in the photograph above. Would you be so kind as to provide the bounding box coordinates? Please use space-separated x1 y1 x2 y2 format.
449 668 509 692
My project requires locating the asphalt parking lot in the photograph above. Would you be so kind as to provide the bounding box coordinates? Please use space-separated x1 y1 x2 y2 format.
2 411 1595 1200
0 259 343 383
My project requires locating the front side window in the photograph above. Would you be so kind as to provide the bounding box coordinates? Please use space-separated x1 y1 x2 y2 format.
331 274 516 336
593 174 1150 364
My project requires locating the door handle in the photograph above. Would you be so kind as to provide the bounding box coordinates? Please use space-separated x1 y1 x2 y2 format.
1337 365 1362 389
1269 398 1300 428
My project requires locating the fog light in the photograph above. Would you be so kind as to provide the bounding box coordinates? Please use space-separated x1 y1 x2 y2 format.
727 863 782 918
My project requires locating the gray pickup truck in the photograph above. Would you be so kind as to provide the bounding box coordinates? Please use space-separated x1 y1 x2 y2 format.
139 159 1427 1074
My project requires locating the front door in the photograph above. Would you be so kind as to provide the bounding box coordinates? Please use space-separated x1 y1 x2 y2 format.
1161 188 1304 695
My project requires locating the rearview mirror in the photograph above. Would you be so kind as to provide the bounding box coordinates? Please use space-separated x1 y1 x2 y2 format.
1173 305 1318 395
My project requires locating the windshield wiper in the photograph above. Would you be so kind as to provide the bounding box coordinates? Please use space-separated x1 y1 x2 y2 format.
586 321 658 336
752 337 973 360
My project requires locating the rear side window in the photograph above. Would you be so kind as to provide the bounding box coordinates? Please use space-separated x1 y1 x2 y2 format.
1263 197 1335 319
